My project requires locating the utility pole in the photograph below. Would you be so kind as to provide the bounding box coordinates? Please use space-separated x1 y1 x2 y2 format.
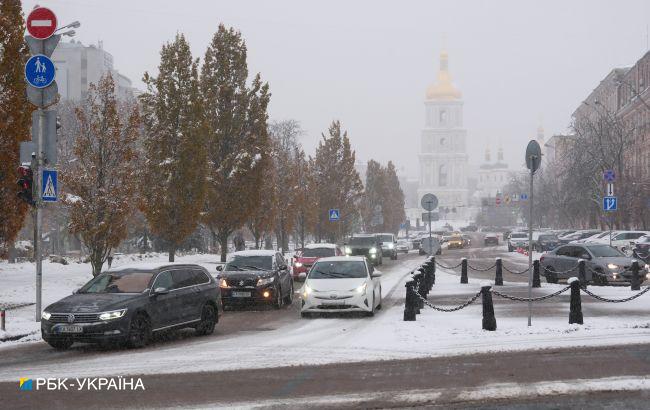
525 140 541 327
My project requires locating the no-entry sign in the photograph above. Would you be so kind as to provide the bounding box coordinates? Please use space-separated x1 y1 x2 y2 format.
26 7 58 39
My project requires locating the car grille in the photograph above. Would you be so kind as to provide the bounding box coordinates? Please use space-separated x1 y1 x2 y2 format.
316 305 349 310
49 313 100 323
351 249 369 256
227 278 257 288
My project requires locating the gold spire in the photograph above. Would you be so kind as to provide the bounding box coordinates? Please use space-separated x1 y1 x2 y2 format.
426 50 462 100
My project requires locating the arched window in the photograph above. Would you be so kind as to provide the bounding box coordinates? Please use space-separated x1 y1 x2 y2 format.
439 164 448 187
439 109 447 125
440 137 446 147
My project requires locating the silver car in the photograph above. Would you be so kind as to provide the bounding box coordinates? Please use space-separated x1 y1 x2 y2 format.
540 244 650 285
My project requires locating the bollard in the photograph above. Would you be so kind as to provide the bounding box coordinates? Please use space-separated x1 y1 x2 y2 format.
415 272 425 310
532 260 541 288
403 281 417 321
578 259 587 290
424 261 434 289
418 268 429 297
568 277 583 325
631 260 640 291
461 258 468 284
481 285 497 331
494 258 503 286
430 257 436 285
0 309 4 331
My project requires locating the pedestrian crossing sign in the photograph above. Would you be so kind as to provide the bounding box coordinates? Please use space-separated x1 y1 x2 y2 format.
329 209 340 221
42 169 57 202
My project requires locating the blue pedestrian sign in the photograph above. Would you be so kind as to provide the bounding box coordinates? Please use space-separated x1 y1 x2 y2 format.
25 54 55 89
520 193 528 200
603 196 617 212
42 169 57 202
603 170 615 183
328 209 340 221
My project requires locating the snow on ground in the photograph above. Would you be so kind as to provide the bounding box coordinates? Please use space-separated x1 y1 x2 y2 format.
1 252 650 381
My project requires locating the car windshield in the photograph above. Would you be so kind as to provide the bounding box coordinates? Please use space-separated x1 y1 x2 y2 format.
586 245 625 257
349 237 376 246
225 255 273 271
539 235 558 241
302 247 336 257
79 270 154 293
378 234 393 242
309 261 367 279
511 233 527 239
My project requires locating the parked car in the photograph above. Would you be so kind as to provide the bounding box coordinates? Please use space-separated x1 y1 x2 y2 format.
301 256 382 317
572 231 613 244
540 244 650 285
592 231 650 253
461 234 472 247
376 233 398 260
217 250 294 309
531 232 560 252
292 243 342 280
396 239 410 254
447 234 464 249
41 263 220 350
558 230 601 245
631 235 650 263
508 231 528 251
345 235 383 266
484 234 499 246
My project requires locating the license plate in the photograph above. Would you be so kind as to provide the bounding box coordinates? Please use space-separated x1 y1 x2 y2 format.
56 325 83 334
231 291 251 298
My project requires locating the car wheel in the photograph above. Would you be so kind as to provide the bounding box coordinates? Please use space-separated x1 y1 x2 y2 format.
128 313 151 348
283 281 294 305
594 269 608 286
273 286 283 309
195 303 216 336
47 338 73 350
545 266 558 284
300 312 312 319
376 288 382 310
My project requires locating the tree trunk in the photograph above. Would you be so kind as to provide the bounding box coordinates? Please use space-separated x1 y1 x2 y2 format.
169 245 175 262
91 252 103 277
218 231 229 262
8 241 16 263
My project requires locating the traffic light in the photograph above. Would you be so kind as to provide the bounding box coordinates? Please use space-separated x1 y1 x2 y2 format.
16 165 34 206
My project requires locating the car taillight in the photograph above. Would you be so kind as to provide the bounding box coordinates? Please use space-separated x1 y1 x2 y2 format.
540 255 545 263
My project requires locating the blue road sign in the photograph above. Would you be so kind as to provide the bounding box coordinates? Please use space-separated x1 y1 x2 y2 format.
42 169 57 202
603 196 617 212
328 209 340 221
603 170 615 183
25 54 55 88
520 193 528 200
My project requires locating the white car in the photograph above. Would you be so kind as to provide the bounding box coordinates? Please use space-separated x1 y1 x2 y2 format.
572 231 614 244
592 231 650 252
508 232 528 251
301 256 382 317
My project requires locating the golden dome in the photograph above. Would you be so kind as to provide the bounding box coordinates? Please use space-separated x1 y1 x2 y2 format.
426 50 462 100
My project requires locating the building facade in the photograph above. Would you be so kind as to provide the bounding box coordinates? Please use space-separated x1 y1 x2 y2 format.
476 146 510 198
418 50 469 220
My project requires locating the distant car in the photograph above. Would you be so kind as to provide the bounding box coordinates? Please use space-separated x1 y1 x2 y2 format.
292 244 342 280
345 235 383 266
540 244 650 285
376 233 398 260
508 232 528 252
218 250 294 309
447 235 464 249
41 263 220 350
531 233 560 252
301 256 382 317
631 235 650 263
396 239 410 254
593 231 650 253
572 231 612 244
558 230 601 245
461 234 472 247
484 234 499 246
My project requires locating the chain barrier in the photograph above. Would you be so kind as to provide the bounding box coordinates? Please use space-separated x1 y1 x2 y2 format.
0 302 35 311
412 284 482 312
502 265 530 275
491 286 571 302
466 263 496 272
435 260 463 270
544 263 580 275
581 286 650 303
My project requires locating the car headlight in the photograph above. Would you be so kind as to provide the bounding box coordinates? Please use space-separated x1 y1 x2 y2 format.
257 277 275 286
99 309 127 321
294 262 303 268
219 278 229 288
388 243 394 249
355 283 367 294
369 247 377 254
607 263 619 270
645 264 650 273
345 247 352 255
41 311 51 320
303 284 312 298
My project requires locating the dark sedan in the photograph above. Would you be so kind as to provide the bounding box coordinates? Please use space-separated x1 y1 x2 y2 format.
41 263 220 350
218 250 294 309
344 235 383 266
532 234 560 252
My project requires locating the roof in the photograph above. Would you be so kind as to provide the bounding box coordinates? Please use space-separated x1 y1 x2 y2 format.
314 256 366 263
352 234 376 238
304 243 337 249
108 261 202 272
231 250 277 257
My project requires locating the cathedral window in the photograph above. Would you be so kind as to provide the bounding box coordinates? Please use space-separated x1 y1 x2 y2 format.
439 109 447 125
439 165 448 186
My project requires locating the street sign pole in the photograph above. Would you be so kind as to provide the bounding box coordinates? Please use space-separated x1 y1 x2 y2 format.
525 140 542 327
428 203 433 256
34 108 44 321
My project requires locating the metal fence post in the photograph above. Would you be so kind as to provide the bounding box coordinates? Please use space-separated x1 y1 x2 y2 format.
495 258 503 286
429 257 436 285
568 277 583 325
404 281 417 321
532 260 541 288
0 309 5 331
631 260 640 291
578 259 587 290
481 285 496 331
461 258 468 284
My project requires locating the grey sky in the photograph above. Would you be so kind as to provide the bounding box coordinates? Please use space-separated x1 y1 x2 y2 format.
24 0 650 178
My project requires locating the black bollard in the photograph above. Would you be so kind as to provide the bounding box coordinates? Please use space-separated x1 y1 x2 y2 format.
532 260 541 288
578 259 587 290
568 278 583 325
413 273 423 312
481 285 497 331
418 268 429 297
461 258 468 284
495 258 503 286
403 280 417 321
631 260 640 291
430 257 436 285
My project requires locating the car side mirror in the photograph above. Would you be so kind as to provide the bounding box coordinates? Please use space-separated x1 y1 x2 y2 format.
153 287 169 296
371 272 382 278
216 265 223 272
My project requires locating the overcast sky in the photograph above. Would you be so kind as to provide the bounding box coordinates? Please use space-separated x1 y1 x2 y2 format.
24 0 650 178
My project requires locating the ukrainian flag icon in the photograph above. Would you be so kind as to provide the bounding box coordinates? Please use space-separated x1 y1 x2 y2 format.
19 378 33 391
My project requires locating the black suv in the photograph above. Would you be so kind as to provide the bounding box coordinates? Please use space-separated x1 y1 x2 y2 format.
41 263 220 350
345 235 383 266
217 250 294 309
